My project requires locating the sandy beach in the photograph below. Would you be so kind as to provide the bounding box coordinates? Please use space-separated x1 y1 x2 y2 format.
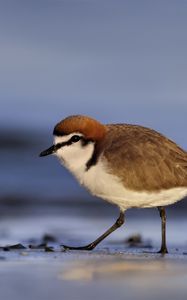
0 204 187 300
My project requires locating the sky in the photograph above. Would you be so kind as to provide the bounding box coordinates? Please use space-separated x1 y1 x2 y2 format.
1 0 187 147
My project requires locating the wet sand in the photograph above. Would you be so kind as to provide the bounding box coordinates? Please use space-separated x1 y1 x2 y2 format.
0 205 187 300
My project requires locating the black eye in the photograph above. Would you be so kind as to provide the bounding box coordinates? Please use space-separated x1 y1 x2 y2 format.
71 135 81 143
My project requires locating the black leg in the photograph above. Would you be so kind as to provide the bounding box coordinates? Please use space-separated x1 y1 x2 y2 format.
158 206 168 254
61 211 124 251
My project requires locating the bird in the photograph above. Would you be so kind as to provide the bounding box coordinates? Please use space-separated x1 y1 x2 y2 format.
39 115 187 254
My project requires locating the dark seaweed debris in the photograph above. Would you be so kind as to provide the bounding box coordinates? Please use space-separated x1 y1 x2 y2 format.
45 246 54 252
29 243 47 249
42 234 57 243
125 234 152 248
1 244 26 251
0 242 55 252
29 243 54 252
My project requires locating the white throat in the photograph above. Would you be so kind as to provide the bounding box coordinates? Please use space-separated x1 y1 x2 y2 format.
54 135 95 182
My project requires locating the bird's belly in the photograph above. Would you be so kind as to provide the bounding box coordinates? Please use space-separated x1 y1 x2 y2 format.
79 162 187 211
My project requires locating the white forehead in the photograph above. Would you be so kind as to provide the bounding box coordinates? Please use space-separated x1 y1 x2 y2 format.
54 132 83 144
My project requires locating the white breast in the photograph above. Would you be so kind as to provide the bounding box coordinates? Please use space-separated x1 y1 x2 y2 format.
64 156 187 212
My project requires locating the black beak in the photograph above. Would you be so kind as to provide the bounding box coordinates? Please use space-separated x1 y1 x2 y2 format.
39 145 56 157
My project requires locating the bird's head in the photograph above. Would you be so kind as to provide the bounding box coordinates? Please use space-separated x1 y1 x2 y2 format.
39 115 106 170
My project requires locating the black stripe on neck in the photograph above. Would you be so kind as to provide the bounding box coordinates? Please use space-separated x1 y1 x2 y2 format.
86 142 101 171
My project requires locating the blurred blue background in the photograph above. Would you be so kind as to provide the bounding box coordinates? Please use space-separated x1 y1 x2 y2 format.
1 0 187 205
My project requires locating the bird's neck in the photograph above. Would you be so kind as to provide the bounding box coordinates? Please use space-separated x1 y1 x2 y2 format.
60 143 95 180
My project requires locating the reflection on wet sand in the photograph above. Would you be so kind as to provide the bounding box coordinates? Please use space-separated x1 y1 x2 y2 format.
61 260 169 281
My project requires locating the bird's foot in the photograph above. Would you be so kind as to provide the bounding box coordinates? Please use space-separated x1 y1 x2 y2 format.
143 247 168 255
61 242 95 251
157 246 168 255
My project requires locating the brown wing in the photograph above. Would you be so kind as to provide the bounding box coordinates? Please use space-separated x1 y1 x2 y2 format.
103 124 187 191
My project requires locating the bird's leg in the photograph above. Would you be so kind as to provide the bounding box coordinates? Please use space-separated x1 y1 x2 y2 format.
158 206 168 254
61 211 124 251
